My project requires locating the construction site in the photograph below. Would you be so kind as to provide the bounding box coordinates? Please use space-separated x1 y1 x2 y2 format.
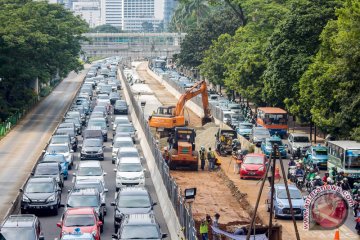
122 61 359 240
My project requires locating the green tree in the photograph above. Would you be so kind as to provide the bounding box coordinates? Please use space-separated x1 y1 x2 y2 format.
298 0 360 137
0 0 88 120
90 24 121 33
262 0 339 111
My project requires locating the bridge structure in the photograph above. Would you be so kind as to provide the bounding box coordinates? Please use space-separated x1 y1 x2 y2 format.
81 32 186 58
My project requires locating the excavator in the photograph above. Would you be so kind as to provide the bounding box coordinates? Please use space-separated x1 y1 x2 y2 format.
148 80 212 137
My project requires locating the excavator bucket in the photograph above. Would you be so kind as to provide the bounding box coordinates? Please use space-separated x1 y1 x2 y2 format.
201 116 213 125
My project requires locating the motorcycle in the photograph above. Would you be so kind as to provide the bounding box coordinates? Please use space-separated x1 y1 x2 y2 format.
287 166 296 182
296 176 305 191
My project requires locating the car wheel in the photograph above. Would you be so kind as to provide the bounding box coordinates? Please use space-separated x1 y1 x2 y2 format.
53 206 59 216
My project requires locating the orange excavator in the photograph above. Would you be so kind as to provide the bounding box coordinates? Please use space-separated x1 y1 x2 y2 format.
148 80 212 136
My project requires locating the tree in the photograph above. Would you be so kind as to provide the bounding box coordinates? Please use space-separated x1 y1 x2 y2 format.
298 0 360 137
262 0 339 111
90 24 121 33
177 6 240 68
0 0 88 120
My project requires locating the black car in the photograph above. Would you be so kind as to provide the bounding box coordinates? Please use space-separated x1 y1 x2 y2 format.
114 100 128 115
111 187 156 232
80 138 104 160
33 162 64 187
0 214 44 240
109 92 121 105
20 177 62 215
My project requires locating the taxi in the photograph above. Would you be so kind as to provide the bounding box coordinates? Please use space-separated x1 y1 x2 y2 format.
59 228 95 240
57 208 102 240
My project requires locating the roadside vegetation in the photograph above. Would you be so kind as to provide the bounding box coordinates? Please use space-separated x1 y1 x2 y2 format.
171 0 360 139
0 0 88 121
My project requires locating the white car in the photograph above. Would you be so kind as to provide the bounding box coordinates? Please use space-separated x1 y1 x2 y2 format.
116 147 140 165
45 143 74 168
112 116 130 131
114 157 145 191
112 137 134 164
73 161 106 187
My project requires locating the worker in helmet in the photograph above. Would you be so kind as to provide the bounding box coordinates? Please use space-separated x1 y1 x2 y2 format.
163 147 170 165
313 175 324 188
341 178 351 191
199 146 206 171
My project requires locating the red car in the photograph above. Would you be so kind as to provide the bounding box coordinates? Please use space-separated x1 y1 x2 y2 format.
57 208 102 240
240 153 267 179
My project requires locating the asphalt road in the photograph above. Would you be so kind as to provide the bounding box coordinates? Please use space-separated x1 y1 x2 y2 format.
0 68 89 220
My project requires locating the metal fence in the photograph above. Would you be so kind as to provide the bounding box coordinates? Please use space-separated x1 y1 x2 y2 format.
0 98 38 137
121 68 198 240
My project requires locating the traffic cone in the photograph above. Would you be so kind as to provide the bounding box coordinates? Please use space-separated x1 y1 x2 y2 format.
334 229 340 240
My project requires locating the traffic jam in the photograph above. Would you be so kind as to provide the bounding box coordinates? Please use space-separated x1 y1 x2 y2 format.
0 58 168 240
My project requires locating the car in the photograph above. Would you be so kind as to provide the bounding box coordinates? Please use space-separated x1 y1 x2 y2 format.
112 214 167 240
287 133 311 157
67 110 85 126
59 232 95 240
64 117 82 135
261 136 287 158
251 127 271 147
73 161 106 186
228 103 242 114
240 153 267 179
236 122 253 139
114 100 128 115
57 208 102 239
266 184 305 219
111 187 156 232
46 143 74 168
54 128 78 152
33 162 64 187
20 177 62 215
93 106 108 118
112 116 130 131
112 137 134 164
83 127 104 143
116 147 140 165
90 111 108 124
87 118 108 142
50 134 72 148
114 157 145 191
0 214 44 240
80 138 104 160
65 189 105 226
41 154 69 179
305 144 328 169
229 114 245 129
73 179 108 214
114 124 136 142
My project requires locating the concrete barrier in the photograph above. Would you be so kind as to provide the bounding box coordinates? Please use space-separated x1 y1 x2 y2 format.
120 70 184 240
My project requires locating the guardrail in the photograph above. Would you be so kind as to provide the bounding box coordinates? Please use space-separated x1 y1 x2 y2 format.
121 66 198 240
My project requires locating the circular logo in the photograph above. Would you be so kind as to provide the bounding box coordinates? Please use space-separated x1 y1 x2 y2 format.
310 191 348 230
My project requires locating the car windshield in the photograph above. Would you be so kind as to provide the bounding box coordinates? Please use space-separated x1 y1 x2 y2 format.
88 121 106 129
345 150 360 169
43 155 66 163
254 129 269 135
51 136 69 144
64 214 95 227
121 225 159 239
119 151 138 158
239 124 252 129
115 101 126 107
244 156 263 164
118 195 150 208
293 136 310 142
93 107 105 113
0 227 35 240
277 189 302 199
78 167 102 176
114 141 133 148
47 145 68 153
116 126 134 132
68 195 99 207
314 150 327 156
84 139 102 147
75 183 103 192
114 119 129 125
118 163 142 172
266 140 283 146
98 95 109 99
26 182 54 193
35 165 58 175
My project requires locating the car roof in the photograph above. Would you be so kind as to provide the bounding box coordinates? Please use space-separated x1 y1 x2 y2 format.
114 116 128 120
2 214 37 228
65 207 95 215
70 188 99 196
79 161 101 167
48 143 69 147
245 153 265 157
37 162 60 167
123 214 156 225
274 184 298 190
28 177 54 183
119 187 148 196
75 179 102 184
119 147 138 152
312 145 327 151
114 136 133 142
119 157 141 164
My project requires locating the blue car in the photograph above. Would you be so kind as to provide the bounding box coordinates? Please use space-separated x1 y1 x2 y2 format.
261 136 287 158
41 154 69 179
267 184 305 219
236 122 253 139
306 145 328 169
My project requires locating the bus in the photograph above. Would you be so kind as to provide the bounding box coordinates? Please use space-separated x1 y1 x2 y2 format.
327 141 360 183
256 107 288 138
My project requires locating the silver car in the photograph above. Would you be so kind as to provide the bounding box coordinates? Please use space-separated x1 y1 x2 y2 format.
45 143 74 169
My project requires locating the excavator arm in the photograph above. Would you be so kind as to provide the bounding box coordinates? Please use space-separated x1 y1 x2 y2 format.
174 80 212 124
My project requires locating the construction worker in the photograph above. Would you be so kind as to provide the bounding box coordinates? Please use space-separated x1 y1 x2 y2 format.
167 134 174 149
212 213 221 240
163 147 170 165
220 134 225 143
207 147 216 171
199 146 206 171
199 217 209 240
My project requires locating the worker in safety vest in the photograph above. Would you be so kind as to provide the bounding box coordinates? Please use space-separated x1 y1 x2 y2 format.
199 217 209 240
207 147 216 171
199 146 206 171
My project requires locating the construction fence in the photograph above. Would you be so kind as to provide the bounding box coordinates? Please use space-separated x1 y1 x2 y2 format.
121 67 198 240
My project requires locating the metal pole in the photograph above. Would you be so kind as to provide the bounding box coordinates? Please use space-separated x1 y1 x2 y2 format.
278 146 301 240
246 152 273 240
268 144 277 238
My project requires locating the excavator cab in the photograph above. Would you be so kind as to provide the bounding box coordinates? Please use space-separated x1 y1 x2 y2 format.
155 106 175 116
173 127 196 150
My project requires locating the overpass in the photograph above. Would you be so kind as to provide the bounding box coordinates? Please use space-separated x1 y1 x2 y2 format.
81 32 186 58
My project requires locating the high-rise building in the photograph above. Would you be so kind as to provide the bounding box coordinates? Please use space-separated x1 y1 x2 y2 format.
73 1 102 28
101 0 122 27
163 0 177 30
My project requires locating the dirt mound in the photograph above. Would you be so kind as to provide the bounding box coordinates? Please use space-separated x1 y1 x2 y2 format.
195 126 218 151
